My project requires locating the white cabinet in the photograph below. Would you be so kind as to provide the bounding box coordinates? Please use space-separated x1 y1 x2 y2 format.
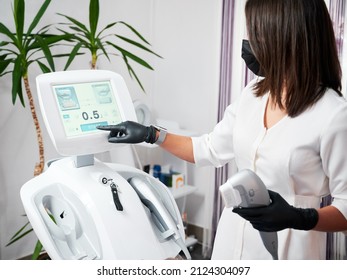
171 185 196 199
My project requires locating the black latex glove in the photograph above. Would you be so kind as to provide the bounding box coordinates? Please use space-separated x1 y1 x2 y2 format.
97 121 157 144
232 190 319 232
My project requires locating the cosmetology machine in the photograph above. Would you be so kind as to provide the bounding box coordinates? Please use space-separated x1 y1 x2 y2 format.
219 169 279 260
20 70 190 260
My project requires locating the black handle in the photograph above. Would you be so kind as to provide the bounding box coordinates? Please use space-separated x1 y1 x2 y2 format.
110 183 123 211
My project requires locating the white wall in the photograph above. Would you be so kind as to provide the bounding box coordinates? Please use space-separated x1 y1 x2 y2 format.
0 0 222 259
150 0 222 232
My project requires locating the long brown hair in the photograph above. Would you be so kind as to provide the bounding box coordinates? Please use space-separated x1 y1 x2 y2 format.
245 0 342 117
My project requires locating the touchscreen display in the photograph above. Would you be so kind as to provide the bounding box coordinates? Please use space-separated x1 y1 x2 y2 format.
53 81 122 137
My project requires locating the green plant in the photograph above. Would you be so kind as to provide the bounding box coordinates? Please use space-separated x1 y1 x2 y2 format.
58 0 161 91
0 0 68 176
6 216 44 259
0 0 69 259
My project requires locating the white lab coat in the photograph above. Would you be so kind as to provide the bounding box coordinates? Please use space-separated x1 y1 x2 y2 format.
192 79 347 259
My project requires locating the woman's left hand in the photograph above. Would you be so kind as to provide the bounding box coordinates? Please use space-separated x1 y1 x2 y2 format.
232 190 319 232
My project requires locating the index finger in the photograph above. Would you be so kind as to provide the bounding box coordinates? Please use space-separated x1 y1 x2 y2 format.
97 125 120 131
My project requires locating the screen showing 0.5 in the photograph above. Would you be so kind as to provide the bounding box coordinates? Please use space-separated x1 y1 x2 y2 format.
53 81 122 138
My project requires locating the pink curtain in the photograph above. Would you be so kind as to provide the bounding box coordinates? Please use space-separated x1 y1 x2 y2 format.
209 0 235 258
325 0 346 260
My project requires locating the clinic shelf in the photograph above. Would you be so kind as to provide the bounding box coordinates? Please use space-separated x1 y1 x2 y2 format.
185 235 198 248
169 185 196 199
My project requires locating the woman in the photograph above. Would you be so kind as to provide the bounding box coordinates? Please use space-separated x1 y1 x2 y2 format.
98 0 347 259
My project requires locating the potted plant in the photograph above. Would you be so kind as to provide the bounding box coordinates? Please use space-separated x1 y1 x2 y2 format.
0 0 69 176
58 0 161 92
0 0 71 259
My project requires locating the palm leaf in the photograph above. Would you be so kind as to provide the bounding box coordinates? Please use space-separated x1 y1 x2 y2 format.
11 57 24 106
89 0 99 38
37 61 51 73
33 22 54 35
28 34 70 51
31 240 43 260
6 228 33 247
97 21 118 37
0 41 9 47
0 22 17 42
6 221 32 246
26 0 51 35
95 37 109 60
35 36 55 71
57 13 89 33
64 42 83 70
116 35 162 58
123 55 145 92
0 57 11 74
13 0 25 42
116 21 150 44
107 42 154 70
0 70 13 77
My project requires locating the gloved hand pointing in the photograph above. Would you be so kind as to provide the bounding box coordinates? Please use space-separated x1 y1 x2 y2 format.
232 190 319 232
97 121 157 144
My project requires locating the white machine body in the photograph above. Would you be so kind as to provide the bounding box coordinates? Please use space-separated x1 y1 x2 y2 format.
20 70 190 260
219 169 279 260
21 158 186 260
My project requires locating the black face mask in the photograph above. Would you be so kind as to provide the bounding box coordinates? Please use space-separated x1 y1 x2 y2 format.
241 39 263 76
